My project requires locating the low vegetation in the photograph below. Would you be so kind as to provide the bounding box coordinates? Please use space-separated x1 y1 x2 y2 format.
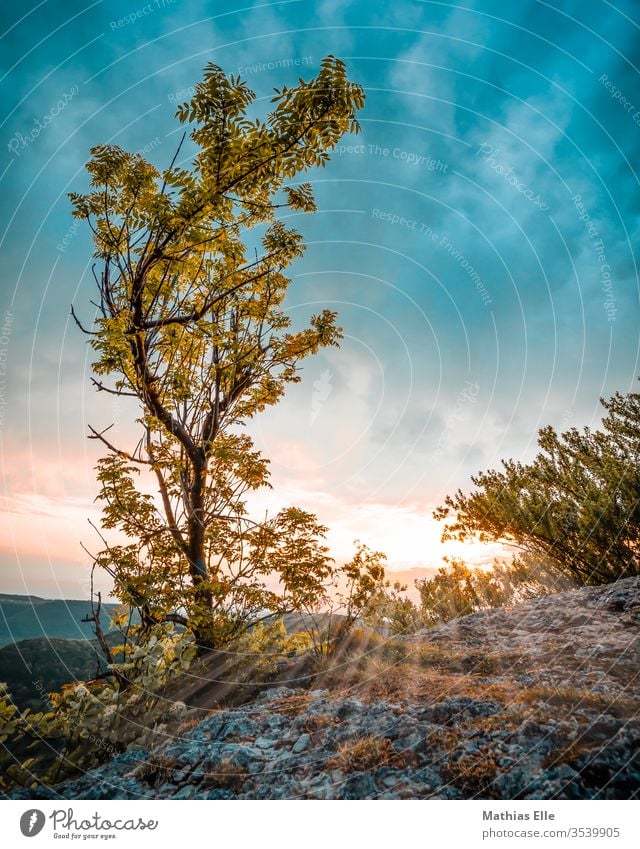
328 735 403 772
0 624 195 791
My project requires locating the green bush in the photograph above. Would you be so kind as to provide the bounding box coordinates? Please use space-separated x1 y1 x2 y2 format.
435 388 640 585
0 625 195 791
416 555 572 626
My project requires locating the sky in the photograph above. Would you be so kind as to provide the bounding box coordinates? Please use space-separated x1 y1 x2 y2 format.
0 0 639 599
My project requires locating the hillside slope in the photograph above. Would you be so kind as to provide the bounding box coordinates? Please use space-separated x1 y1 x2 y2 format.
0 595 120 647
0 637 116 711
10 578 640 800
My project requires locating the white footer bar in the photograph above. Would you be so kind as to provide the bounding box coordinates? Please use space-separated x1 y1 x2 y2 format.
1 799 638 848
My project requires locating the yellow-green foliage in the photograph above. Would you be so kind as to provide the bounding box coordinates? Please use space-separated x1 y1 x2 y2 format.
71 57 366 648
0 626 195 791
435 389 640 585
230 619 312 681
415 556 565 626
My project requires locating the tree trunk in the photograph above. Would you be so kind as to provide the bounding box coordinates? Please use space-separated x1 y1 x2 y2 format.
187 455 216 651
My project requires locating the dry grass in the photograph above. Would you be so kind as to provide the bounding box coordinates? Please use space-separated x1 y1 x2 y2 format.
442 749 501 798
415 645 504 674
517 685 636 716
175 717 203 736
468 708 535 734
269 693 312 717
298 713 338 734
327 735 409 773
519 684 601 706
200 757 249 791
349 659 517 706
130 754 180 786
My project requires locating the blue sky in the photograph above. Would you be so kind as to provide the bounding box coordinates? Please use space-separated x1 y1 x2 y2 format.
1 0 639 597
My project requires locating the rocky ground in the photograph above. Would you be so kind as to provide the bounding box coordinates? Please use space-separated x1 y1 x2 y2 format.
12 578 640 800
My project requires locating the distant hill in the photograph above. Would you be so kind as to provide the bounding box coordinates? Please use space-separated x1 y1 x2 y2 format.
0 637 114 711
0 594 121 648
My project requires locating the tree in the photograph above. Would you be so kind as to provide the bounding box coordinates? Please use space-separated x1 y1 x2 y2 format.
434 389 640 585
71 57 366 648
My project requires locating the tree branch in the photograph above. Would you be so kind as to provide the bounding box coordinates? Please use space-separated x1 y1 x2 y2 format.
70 304 96 335
91 378 137 397
88 424 152 464
81 588 114 667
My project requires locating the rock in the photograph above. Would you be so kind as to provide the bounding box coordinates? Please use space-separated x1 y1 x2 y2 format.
292 733 311 753
259 686 299 701
393 733 423 752
172 766 192 783
203 788 236 800
418 697 502 726
173 785 198 799
218 716 258 740
338 772 377 799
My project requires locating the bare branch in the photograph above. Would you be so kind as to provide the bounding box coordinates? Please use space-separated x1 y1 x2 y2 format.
163 612 188 627
70 304 96 335
88 424 152 464
90 378 137 397
81 585 114 666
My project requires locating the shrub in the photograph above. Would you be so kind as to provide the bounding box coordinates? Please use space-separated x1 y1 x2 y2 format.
228 619 313 682
362 580 422 635
415 556 566 625
434 388 640 585
0 625 196 791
